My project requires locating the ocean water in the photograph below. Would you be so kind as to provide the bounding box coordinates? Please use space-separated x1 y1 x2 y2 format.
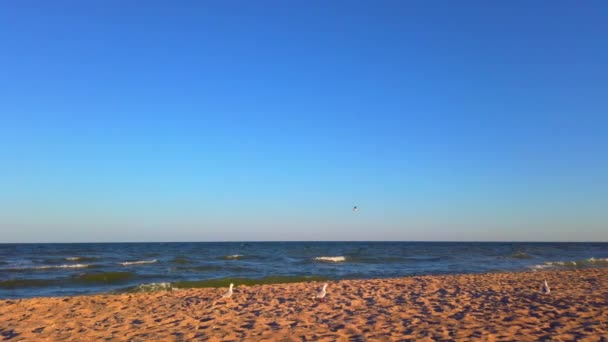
0 242 607 299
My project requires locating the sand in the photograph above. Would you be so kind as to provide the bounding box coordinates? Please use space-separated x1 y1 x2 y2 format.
1 269 607 341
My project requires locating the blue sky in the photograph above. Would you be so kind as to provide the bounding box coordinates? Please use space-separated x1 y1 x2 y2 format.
1 1 606 242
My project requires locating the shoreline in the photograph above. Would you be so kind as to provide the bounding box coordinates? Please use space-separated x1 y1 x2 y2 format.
3 242 606 299
4 267 608 301
1 268 607 341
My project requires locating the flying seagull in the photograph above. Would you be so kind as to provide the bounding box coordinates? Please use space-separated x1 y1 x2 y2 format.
222 283 234 299
314 283 328 302
352 206 358 212
541 280 550 294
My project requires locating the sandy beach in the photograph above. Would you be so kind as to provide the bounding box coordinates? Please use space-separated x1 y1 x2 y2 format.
1 269 606 341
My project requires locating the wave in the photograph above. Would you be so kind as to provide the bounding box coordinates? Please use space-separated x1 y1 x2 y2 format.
0 274 328 292
75 272 135 283
65 257 99 262
530 257 608 270
129 282 175 293
223 254 244 260
310 255 438 264
171 275 328 289
170 257 191 264
218 254 268 261
0 278 57 289
175 265 223 272
315 256 346 262
35 264 90 270
0 271 138 290
587 257 608 264
1 264 91 271
403 256 441 262
507 251 532 259
119 259 158 266
177 265 254 273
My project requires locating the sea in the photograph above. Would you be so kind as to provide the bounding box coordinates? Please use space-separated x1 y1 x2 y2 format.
1 242 607 299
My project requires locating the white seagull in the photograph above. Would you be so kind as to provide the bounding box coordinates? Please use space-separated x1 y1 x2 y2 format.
222 283 234 299
541 280 550 294
352 206 358 212
314 283 328 302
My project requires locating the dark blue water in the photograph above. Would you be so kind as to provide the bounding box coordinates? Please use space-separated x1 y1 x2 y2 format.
1 242 607 298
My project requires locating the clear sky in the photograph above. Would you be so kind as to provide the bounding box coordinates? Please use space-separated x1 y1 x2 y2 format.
1 1 606 242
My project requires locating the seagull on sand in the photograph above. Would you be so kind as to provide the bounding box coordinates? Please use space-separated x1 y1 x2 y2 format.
314 283 328 302
222 283 234 299
541 280 550 294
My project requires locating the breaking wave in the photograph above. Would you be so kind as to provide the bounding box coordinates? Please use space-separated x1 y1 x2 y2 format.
223 254 244 260
119 259 158 266
0 264 92 271
530 257 608 270
130 282 175 293
35 264 90 269
315 256 346 262
65 257 99 262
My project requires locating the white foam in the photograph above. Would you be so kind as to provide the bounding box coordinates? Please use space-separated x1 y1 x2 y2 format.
529 257 608 270
587 257 608 263
528 264 551 270
315 256 346 262
548 261 569 266
134 282 175 292
119 259 158 266
225 254 243 259
34 264 90 269
66 257 81 261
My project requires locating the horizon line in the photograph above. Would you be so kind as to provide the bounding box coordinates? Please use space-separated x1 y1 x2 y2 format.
1 240 607 244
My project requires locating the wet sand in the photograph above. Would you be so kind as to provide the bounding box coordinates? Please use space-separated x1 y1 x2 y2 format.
1 269 607 341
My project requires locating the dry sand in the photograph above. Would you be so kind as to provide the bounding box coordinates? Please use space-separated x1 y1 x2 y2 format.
1 269 607 341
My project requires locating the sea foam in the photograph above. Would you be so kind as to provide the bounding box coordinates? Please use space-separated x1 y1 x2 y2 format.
65 256 99 262
529 257 608 270
132 282 175 292
119 259 158 266
224 254 243 260
34 264 90 270
315 256 346 262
